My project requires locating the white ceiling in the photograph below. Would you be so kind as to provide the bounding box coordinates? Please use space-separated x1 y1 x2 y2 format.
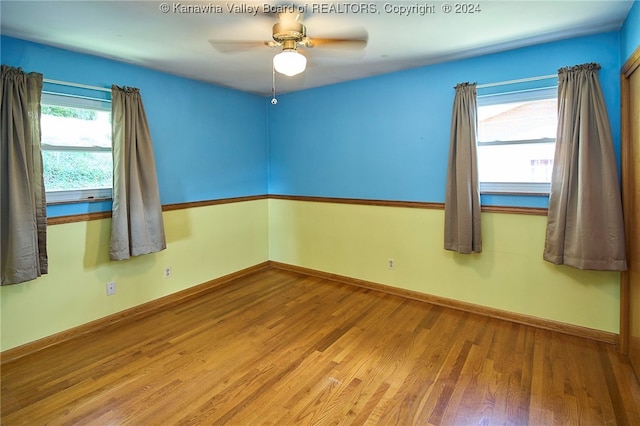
0 1 633 95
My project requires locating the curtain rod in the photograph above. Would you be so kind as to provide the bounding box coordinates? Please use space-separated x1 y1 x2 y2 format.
43 78 111 93
477 74 557 89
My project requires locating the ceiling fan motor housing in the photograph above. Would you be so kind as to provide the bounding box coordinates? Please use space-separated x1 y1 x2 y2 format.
272 22 306 46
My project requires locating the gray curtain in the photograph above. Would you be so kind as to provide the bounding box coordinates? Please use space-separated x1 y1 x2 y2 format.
110 85 166 261
444 82 482 254
1 65 48 285
544 63 627 270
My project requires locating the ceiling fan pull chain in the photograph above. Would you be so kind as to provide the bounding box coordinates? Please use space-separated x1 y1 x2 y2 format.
271 65 278 105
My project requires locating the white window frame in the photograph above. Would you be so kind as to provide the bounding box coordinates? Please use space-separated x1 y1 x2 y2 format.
41 92 112 204
476 86 557 195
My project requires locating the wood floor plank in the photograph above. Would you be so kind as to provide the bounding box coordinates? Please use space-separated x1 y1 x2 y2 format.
2 269 639 425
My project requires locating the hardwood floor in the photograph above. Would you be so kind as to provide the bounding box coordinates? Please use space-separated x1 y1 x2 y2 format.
2 268 639 425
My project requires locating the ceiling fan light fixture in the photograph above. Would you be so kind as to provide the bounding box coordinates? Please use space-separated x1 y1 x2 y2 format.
273 49 306 76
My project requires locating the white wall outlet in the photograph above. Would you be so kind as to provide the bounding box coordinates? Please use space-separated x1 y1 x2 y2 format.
106 281 116 296
388 258 395 270
164 266 172 279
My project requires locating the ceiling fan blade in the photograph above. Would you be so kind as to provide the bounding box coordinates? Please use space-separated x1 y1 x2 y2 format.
208 39 275 54
305 32 368 50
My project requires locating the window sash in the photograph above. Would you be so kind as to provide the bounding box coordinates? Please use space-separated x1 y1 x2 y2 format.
41 92 111 110
477 86 557 106
41 144 111 153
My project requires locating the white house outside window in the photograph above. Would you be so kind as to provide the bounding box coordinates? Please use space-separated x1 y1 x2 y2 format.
476 87 557 194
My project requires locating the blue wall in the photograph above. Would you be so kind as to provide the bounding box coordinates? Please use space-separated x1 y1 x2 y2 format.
1 36 269 217
621 0 640 63
268 32 621 208
2 28 627 213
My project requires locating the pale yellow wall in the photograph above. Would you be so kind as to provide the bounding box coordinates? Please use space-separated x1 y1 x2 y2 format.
0 200 269 351
268 199 620 333
1 197 622 352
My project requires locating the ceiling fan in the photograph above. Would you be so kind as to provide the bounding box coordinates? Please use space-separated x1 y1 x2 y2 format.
208 11 368 77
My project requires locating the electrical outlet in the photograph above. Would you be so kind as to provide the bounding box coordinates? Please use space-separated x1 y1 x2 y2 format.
106 281 116 296
164 266 172 279
388 258 395 270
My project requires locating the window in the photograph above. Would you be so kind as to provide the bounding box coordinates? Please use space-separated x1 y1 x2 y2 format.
476 87 557 194
41 93 112 203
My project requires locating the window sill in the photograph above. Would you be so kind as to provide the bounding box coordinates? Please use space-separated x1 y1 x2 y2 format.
480 191 549 196
480 182 550 195
45 188 112 205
